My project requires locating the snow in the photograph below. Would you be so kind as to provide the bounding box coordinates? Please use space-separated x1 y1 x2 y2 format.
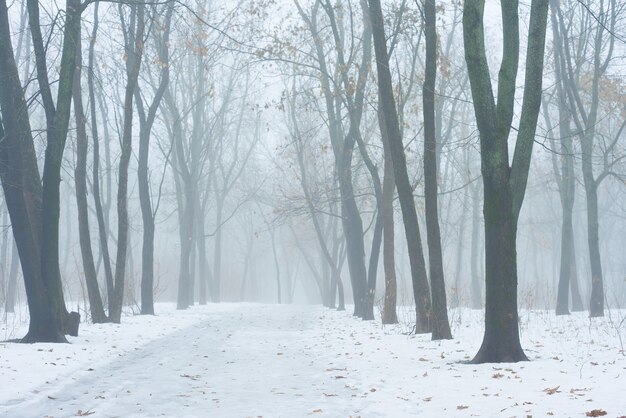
1 303 625 417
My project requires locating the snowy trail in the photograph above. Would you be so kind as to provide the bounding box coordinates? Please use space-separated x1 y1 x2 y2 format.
2 304 626 417
1 305 369 418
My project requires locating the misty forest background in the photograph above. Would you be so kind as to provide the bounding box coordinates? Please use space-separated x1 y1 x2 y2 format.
0 0 625 363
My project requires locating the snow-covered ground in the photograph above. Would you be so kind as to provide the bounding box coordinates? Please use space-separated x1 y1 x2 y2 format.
1 303 625 417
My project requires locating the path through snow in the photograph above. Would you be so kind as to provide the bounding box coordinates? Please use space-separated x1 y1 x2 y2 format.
1 303 626 417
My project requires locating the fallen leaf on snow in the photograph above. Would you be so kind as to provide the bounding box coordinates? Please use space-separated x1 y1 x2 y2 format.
585 410 607 417
544 386 560 395
457 405 469 410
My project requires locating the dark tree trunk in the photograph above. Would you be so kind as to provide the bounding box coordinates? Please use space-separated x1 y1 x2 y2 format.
72 33 107 324
423 0 452 340
473 181 527 362
0 0 65 342
369 0 432 333
464 0 548 363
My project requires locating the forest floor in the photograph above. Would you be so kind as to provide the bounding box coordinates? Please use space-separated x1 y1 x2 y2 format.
1 302 625 417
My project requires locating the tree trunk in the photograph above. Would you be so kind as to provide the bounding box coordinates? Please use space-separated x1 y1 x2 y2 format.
72 33 107 323
470 182 483 309
4 239 19 314
380 111 398 325
453 189 469 308
423 0 452 340
270 229 281 304
88 3 115 311
110 2 146 323
463 0 548 363
369 0 432 333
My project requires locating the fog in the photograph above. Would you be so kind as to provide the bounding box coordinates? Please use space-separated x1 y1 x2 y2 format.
0 0 625 355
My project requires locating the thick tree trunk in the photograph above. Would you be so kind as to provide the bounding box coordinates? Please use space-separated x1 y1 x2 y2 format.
472 179 527 362
464 0 548 362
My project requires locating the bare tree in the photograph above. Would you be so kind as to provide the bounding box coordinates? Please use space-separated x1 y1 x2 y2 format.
463 0 549 362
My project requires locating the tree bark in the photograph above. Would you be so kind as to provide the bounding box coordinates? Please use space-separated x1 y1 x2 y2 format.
72 32 107 323
423 0 452 340
380 110 398 324
368 0 432 333
464 0 548 363
136 4 173 315
87 3 115 312
110 2 146 323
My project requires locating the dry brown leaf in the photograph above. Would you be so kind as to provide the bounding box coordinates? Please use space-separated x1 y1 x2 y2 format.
544 386 560 395
585 410 607 417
